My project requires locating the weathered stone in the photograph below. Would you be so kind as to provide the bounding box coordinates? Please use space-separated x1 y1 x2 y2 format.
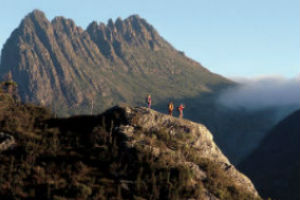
0 132 16 152
108 105 260 197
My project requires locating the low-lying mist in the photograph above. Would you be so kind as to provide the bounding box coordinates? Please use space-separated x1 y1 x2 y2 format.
218 75 300 111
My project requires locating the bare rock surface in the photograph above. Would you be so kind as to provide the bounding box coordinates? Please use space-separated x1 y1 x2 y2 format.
104 105 260 198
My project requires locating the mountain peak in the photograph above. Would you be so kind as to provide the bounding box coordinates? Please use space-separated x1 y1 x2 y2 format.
51 16 79 33
29 9 46 18
19 9 51 33
107 18 114 28
126 14 142 21
0 10 232 116
25 9 48 23
51 16 67 23
124 14 145 29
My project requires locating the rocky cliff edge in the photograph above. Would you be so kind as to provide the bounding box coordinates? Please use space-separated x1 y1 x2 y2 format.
99 105 260 199
0 102 261 199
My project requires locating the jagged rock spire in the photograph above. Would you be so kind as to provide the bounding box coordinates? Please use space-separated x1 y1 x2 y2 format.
0 10 232 116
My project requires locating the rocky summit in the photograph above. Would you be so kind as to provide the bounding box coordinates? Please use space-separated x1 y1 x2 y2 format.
0 10 232 115
101 105 261 198
0 95 260 199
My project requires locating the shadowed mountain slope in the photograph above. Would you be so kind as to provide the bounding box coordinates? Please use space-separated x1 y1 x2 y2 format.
238 110 300 200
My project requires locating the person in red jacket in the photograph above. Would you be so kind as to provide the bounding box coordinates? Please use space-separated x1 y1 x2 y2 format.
178 104 185 118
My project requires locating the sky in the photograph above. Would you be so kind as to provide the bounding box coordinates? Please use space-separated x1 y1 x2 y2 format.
0 0 299 78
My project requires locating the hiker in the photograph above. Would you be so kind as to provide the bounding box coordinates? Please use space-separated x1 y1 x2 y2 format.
178 104 185 118
168 101 174 116
146 94 151 108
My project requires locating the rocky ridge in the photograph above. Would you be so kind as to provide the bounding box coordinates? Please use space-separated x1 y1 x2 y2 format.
0 97 261 199
106 105 260 199
0 10 232 115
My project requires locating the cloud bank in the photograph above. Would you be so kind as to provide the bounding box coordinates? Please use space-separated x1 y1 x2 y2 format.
218 75 300 110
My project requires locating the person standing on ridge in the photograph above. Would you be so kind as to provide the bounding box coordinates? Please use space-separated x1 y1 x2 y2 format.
178 104 185 118
146 94 152 108
168 101 174 116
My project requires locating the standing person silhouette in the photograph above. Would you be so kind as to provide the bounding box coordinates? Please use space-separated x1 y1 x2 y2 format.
168 101 174 116
146 94 152 108
178 104 185 118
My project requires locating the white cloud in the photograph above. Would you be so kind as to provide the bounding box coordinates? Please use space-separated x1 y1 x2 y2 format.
218 75 300 110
